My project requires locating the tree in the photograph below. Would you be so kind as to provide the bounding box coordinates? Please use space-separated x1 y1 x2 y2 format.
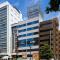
40 44 53 60
46 0 60 14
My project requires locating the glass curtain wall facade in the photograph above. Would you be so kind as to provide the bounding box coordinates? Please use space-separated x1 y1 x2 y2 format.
16 20 39 47
12 17 39 58
0 6 7 53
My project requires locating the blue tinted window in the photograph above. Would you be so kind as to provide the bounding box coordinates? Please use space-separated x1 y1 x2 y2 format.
19 40 26 47
33 26 39 29
19 39 26 41
27 26 38 31
27 38 33 46
27 22 32 25
18 29 26 33
18 34 26 37
27 38 33 41
27 20 38 25
27 33 33 36
27 32 38 36
27 28 32 31
27 44 33 46
16 24 26 28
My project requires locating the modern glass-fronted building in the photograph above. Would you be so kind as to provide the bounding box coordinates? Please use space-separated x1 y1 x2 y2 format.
17 18 39 48
0 6 7 53
12 4 43 60
0 1 22 59
12 16 43 60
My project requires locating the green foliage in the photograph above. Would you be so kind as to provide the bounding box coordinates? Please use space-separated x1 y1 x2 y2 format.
40 44 53 59
46 0 60 13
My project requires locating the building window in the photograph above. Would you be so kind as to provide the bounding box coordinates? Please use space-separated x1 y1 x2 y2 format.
33 32 38 35
19 40 26 47
19 39 26 41
40 23 52 27
27 26 39 31
27 33 33 36
16 24 26 28
27 32 38 36
18 29 26 33
18 34 26 37
27 38 33 46
33 26 39 29
40 29 53 32
27 28 32 31
27 20 39 25
33 37 39 45
27 38 33 41
27 37 39 46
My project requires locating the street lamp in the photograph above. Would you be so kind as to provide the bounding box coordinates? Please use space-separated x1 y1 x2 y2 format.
26 39 27 58
29 40 35 60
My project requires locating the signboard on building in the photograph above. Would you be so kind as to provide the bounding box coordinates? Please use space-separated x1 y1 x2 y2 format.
33 53 39 60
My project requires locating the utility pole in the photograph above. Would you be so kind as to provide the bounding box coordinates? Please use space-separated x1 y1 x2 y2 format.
26 39 27 58
29 40 35 60
30 46 31 60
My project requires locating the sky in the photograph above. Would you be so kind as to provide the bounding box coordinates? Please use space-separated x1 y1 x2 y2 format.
0 0 59 20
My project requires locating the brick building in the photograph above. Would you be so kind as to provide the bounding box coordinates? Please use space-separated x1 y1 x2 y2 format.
39 18 59 60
